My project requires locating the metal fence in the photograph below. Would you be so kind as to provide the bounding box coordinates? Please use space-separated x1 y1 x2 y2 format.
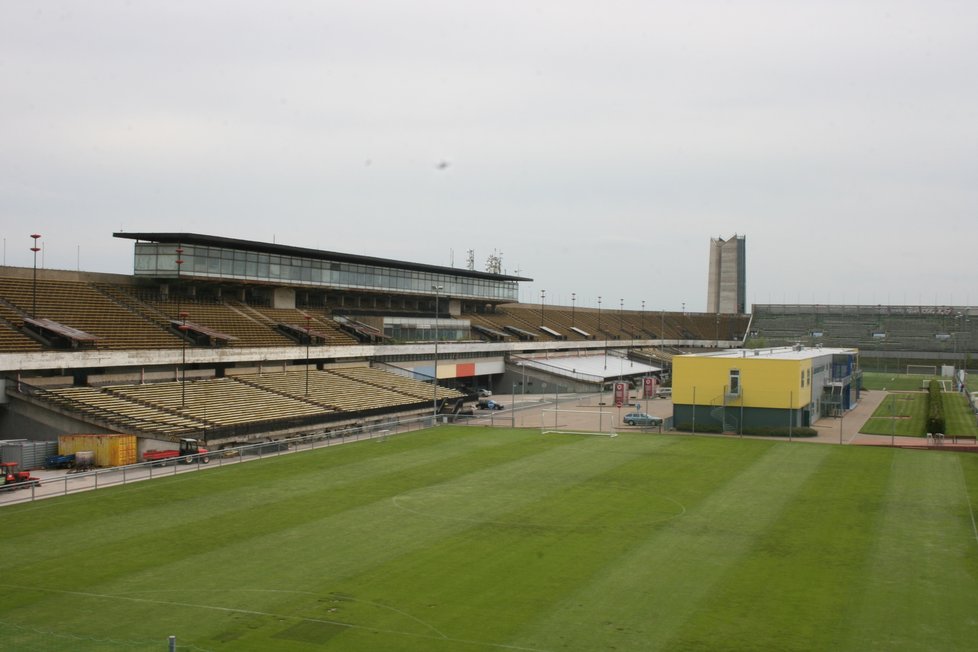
1 390 657 507
0 414 440 506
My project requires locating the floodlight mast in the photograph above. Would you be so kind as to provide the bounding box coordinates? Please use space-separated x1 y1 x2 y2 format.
30 234 41 319
432 285 443 423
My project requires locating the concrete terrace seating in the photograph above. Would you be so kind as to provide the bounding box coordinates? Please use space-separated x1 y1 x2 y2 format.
0 293 45 352
146 299 297 348
239 368 452 413
106 378 326 428
43 386 210 434
25 366 463 437
230 303 360 346
0 276 182 350
750 305 978 353
330 366 464 402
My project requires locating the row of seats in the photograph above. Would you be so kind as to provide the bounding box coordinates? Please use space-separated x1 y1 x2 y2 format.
470 304 748 343
330 365 453 401
0 275 365 351
750 307 978 352
41 386 209 434
227 303 360 346
0 277 182 350
106 378 326 427
1 271 751 352
144 300 298 348
34 366 464 437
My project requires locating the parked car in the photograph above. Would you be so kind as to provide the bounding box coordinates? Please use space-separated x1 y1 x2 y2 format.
477 398 505 410
623 412 663 427
655 387 672 399
478 388 493 397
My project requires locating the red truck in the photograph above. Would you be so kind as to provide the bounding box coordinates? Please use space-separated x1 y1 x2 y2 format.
143 438 210 465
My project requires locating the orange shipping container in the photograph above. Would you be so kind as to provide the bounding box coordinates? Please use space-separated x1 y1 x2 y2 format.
58 434 137 467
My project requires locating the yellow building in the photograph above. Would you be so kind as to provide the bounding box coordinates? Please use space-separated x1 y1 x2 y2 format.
671 345 860 433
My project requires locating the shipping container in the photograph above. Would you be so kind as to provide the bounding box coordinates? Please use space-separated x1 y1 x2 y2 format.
58 434 137 467
1 440 58 470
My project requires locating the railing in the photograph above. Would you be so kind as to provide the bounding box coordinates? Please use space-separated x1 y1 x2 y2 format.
0 414 436 506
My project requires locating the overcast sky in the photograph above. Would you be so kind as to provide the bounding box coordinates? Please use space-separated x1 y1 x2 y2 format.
2 2 976 311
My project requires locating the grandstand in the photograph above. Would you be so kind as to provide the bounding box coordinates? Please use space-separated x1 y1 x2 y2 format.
2 232 750 450
749 304 977 370
5 232 974 453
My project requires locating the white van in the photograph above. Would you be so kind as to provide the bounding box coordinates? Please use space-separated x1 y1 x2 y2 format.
656 387 672 399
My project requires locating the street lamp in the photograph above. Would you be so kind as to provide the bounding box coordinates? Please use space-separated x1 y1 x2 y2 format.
304 313 312 396
179 311 189 408
174 245 184 318
619 298 624 333
641 300 645 335
598 296 602 330
540 289 546 326
432 285 443 422
175 246 187 408
571 293 576 327
29 234 41 318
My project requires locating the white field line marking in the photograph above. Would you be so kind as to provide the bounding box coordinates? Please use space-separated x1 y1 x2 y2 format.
27 586 552 652
114 587 447 640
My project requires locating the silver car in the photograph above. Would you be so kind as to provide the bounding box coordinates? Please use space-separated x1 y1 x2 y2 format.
623 412 663 427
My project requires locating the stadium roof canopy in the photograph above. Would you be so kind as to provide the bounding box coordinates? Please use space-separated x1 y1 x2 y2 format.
113 232 532 282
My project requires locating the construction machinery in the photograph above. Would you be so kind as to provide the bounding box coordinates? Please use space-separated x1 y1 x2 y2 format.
1 462 41 491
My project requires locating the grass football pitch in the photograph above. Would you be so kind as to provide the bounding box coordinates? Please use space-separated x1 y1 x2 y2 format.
2 428 978 651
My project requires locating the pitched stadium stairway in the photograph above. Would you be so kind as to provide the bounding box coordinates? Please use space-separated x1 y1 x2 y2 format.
228 301 358 346
91 283 185 348
232 374 340 412
0 297 44 352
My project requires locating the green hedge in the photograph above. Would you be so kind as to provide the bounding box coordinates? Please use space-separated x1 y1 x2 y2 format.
927 380 946 434
674 423 818 438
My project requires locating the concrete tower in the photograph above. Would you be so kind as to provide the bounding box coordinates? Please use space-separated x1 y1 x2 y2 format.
706 235 746 314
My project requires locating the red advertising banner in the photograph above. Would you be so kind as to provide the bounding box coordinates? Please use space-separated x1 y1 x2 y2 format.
614 382 628 406
643 376 659 399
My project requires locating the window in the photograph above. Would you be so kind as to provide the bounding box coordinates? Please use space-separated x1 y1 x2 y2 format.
729 369 740 395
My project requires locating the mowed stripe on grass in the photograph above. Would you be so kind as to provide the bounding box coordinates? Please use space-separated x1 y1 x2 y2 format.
511 439 831 650
1 429 977 651
842 451 978 651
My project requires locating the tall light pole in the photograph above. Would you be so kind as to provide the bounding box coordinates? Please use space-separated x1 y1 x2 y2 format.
179 311 189 408
29 234 41 318
304 313 312 396
571 292 576 327
174 245 184 319
641 300 646 335
432 285 443 422
619 298 624 333
175 247 187 407
540 289 546 326
598 296 602 331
